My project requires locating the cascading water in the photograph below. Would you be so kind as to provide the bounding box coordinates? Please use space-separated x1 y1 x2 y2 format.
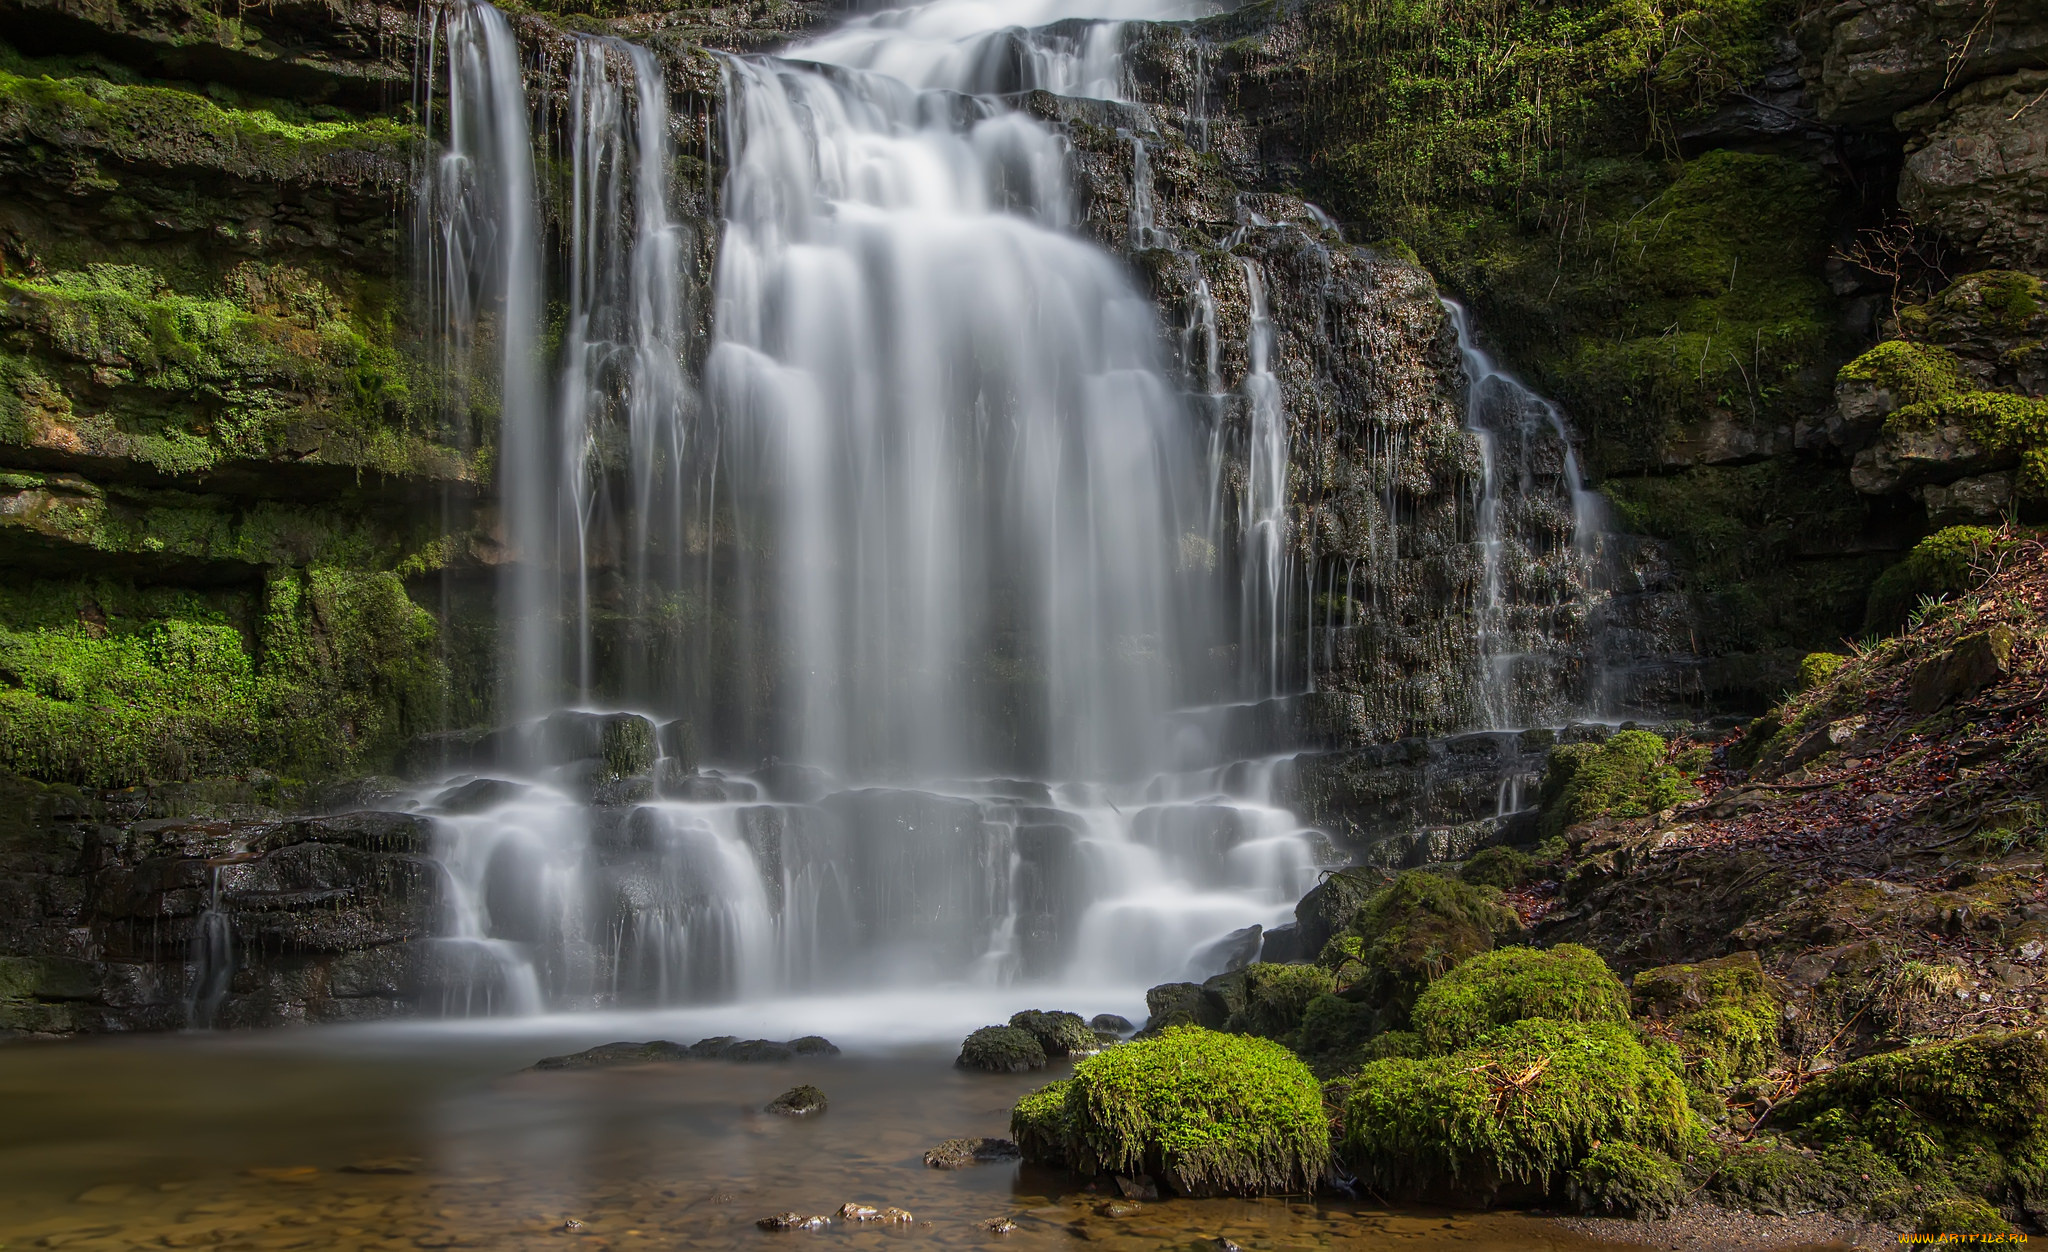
1445 299 1609 729
415 0 1331 1015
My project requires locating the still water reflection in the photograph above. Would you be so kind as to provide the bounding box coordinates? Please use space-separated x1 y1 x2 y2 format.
0 1022 1661 1251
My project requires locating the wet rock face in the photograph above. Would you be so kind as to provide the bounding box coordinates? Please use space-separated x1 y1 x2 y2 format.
0 773 440 1032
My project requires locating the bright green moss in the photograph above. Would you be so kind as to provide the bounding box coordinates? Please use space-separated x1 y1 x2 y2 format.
1900 271 2045 341
1011 1078 1076 1163
1223 963 1337 1039
1799 652 1846 691
0 262 462 482
1837 340 1969 408
1343 1018 1696 1196
1784 1031 2048 1151
956 1025 1046 1073
1865 526 2005 633
0 70 411 184
1888 391 2048 499
1293 991 1380 1063
1320 870 1522 1021
1411 944 1631 1053
1567 1141 1685 1218
0 569 445 786
1632 951 1780 1088
1539 730 1694 838
1024 1026 1328 1196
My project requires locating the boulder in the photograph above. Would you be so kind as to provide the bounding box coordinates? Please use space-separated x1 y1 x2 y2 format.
1008 1009 1095 1056
957 1025 1046 1072
1187 923 1262 976
1907 626 2014 713
1142 981 1221 1032
764 1084 827 1116
923 1137 1020 1169
432 778 528 814
530 1040 692 1070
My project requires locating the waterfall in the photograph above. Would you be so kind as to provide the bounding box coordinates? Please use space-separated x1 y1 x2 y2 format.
413 0 1328 1013
1445 299 1608 729
421 0 547 721
1238 259 1291 699
183 866 233 1030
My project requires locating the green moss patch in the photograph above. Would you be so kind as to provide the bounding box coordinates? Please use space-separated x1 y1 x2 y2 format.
1458 846 1535 890
1567 1141 1685 1218
1342 1018 1696 1199
1221 963 1336 1039
1318 870 1522 1023
1539 730 1696 838
1838 340 1970 409
1019 1026 1328 1195
1411 943 1630 1053
1865 526 2008 633
1009 1009 1096 1057
1631 951 1780 1089
0 568 443 786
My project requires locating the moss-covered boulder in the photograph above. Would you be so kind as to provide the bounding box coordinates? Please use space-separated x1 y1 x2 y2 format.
1142 980 1221 1032
1631 950 1781 1088
1539 731 1696 838
1865 526 2007 633
1292 865 1391 953
1009 1026 1328 1196
1009 1009 1096 1057
1343 1019 1696 1202
1317 870 1522 1024
1458 846 1535 890
1783 1030 2048 1155
1410 944 1630 1053
1218 963 1336 1039
1566 1141 1686 1218
957 1025 1046 1073
1915 1196 2016 1240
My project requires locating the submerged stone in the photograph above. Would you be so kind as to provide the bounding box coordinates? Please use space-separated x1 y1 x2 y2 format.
765 1085 827 1117
923 1137 1020 1169
530 1040 692 1070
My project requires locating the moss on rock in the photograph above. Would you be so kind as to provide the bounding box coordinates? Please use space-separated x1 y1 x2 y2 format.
1567 1141 1686 1218
1865 526 2007 633
1459 845 1535 890
1343 1018 1697 1200
1222 963 1337 1039
1318 870 1522 1023
1013 1026 1328 1196
1410 943 1631 1053
1539 730 1696 838
1009 1009 1097 1057
1631 950 1781 1088
1915 1197 2016 1239
957 1025 1047 1073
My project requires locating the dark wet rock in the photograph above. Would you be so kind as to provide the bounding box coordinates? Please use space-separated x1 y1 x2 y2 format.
789 1035 840 1056
1188 923 1262 976
982 1216 1019 1233
765 1084 828 1116
752 759 834 802
757 1211 830 1231
1095 1199 1143 1217
1089 1013 1135 1035
432 777 527 814
957 1024 1047 1072
530 1040 692 1070
340 1156 420 1175
1292 866 1393 955
539 711 657 778
1113 1174 1159 1200
1258 921 1306 963
1008 1008 1095 1056
1142 981 1223 1032
924 1136 1020 1169
686 1035 740 1058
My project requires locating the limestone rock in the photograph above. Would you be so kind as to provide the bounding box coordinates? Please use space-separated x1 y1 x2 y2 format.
1924 472 2016 523
1907 626 2014 713
1898 70 2048 271
1796 0 2048 125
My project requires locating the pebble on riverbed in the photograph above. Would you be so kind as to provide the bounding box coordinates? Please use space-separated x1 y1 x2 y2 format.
765 1085 828 1116
981 1216 1019 1233
757 1211 832 1230
923 1136 1020 1168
